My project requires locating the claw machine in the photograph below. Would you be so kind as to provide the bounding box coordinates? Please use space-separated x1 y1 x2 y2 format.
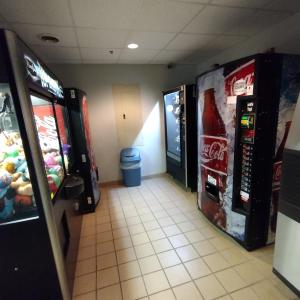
0 29 82 299
64 88 100 213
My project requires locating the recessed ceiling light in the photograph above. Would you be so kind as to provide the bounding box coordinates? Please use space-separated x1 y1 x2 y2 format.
128 43 139 49
38 34 60 44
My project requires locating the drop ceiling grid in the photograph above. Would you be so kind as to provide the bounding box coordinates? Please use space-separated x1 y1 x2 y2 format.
0 0 297 64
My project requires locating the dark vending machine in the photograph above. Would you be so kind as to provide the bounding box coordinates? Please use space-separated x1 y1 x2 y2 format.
197 54 300 250
64 88 100 213
163 85 197 191
0 29 83 299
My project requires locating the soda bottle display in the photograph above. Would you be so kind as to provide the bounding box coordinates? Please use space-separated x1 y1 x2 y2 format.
270 121 292 232
200 88 228 229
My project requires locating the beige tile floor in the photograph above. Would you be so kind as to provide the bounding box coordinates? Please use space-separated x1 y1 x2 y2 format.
73 175 299 300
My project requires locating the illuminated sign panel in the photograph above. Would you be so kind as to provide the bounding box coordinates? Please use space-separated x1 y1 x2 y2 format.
24 54 63 98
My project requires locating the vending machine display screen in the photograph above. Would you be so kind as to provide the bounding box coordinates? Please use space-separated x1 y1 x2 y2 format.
241 114 255 144
164 91 181 162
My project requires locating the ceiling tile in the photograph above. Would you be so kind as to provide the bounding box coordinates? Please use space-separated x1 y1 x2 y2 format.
119 49 159 62
229 10 290 36
118 59 152 64
179 50 218 64
133 0 204 32
12 24 77 47
211 0 270 8
76 28 128 48
264 0 300 12
166 33 215 50
0 0 73 26
70 0 142 29
171 0 210 3
126 31 176 50
83 60 117 64
80 48 121 62
31 45 81 63
183 5 254 34
152 49 193 63
203 35 247 50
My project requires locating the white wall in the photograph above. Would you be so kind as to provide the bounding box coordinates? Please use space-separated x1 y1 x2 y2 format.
50 64 197 182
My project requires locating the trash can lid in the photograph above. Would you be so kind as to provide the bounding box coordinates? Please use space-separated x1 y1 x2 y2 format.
120 148 141 163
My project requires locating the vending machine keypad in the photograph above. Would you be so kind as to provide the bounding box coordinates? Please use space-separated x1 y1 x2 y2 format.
238 102 256 204
240 144 254 202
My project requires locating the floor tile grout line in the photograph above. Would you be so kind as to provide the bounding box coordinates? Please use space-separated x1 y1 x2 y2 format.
127 186 180 300
118 190 150 299
75 179 280 299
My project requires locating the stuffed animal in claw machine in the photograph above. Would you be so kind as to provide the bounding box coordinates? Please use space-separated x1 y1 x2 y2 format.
0 171 15 220
10 168 33 196
10 167 33 206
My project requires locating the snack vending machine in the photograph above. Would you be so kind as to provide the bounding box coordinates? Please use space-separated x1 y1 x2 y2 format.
163 85 197 191
64 88 100 213
0 29 83 299
197 54 300 250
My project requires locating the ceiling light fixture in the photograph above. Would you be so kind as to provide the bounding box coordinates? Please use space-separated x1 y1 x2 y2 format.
38 34 60 44
128 43 139 49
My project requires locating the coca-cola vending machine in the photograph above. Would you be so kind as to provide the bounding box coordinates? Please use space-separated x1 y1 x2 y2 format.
163 85 197 191
197 54 300 250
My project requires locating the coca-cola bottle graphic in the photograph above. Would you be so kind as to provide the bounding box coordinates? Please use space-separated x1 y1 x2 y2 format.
270 121 291 232
200 88 228 229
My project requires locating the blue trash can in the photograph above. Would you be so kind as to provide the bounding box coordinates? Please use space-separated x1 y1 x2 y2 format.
120 148 141 187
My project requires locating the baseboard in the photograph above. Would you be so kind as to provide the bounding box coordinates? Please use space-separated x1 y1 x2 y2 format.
99 173 167 187
99 180 122 187
273 268 300 297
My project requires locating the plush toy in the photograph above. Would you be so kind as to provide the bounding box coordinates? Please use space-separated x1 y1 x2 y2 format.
54 155 62 166
62 144 71 155
3 159 15 173
0 171 13 188
15 194 32 206
2 156 25 174
49 165 63 178
45 152 58 168
0 181 15 220
17 184 33 196
10 172 33 196
16 161 27 173
0 196 14 220
47 175 58 193
47 174 61 193
4 148 19 159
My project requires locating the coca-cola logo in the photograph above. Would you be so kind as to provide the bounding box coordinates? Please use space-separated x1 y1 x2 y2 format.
230 73 253 96
233 79 246 95
201 141 227 163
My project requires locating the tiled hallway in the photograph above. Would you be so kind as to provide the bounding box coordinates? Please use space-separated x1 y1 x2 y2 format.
73 176 298 300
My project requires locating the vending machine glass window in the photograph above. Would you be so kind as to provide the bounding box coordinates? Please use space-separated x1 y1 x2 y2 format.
0 84 39 224
54 103 72 174
164 91 181 162
30 95 65 199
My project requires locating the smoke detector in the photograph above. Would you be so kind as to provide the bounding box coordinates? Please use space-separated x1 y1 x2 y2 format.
38 34 60 44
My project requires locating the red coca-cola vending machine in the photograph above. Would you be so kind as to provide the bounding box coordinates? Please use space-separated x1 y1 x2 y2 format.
197 54 300 250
